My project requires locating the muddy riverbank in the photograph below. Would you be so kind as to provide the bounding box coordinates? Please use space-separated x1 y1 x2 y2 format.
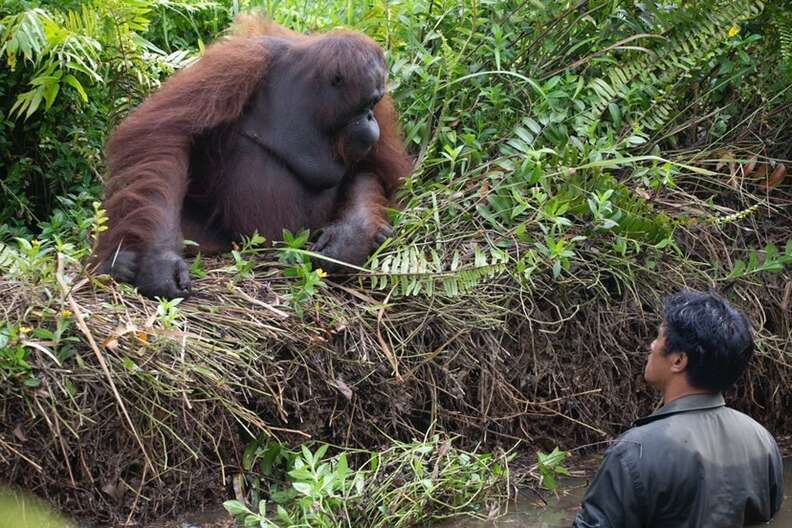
119 454 792 527
2 456 789 527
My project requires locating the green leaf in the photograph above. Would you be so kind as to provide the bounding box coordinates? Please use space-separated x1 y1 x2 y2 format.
747 251 759 270
523 116 542 134
223 500 252 516
300 444 314 466
514 126 534 146
42 78 60 110
353 473 365 495
292 482 312 496
60 73 86 102
275 505 291 521
336 452 349 480
314 443 329 462
31 327 54 340
25 86 43 119
122 357 137 372
542 472 557 490
654 238 672 250
243 441 258 471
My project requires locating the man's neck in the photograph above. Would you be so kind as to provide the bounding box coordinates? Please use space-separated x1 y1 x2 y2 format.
662 379 713 404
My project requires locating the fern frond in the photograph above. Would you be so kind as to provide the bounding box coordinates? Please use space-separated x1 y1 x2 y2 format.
772 4 792 66
369 244 510 297
578 0 765 134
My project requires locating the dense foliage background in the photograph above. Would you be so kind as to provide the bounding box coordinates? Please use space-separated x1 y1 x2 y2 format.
1 0 790 285
1 0 790 525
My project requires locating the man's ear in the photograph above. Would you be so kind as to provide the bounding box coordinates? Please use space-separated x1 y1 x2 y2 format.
670 352 688 373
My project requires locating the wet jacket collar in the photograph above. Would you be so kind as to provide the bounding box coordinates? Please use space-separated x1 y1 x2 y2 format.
634 392 725 427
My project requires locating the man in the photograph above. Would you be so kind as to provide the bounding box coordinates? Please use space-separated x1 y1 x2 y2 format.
573 290 784 527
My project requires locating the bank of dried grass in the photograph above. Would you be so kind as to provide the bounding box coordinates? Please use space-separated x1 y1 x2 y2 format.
0 208 789 524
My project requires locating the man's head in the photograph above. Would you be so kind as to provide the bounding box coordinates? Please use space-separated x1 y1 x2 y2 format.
644 290 754 395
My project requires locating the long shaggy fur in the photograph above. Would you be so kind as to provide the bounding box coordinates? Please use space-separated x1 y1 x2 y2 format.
97 37 271 261
95 16 410 266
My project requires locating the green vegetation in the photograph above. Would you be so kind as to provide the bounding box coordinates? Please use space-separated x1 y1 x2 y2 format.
224 435 510 527
535 447 571 492
1 0 790 525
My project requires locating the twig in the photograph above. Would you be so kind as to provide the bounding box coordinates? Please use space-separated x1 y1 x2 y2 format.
376 287 403 381
54 254 156 475
0 438 42 472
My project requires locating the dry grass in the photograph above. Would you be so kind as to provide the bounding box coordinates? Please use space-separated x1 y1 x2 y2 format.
0 215 789 524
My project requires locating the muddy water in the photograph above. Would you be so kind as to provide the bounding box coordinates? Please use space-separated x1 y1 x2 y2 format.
159 456 792 527
435 479 586 527
0 459 789 527
439 457 792 527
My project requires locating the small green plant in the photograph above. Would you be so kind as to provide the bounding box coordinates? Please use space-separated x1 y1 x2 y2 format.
189 251 207 279
225 442 357 528
723 241 792 280
710 204 760 227
90 201 108 251
10 238 55 282
587 189 622 231
231 231 267 279
535 447 571 492
537 197 573 236
277 229 327 317
535 235 584 278
26 312 79 366
0 323 34 383
635 161 677 191
231 249 254 279
0 315 77 388
223 499 279 528
155 297 183 329
277 444 357 527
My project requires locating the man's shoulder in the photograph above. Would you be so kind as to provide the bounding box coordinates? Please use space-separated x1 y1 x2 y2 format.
617 415 668 444
611 404 778 459
604 424 662 461
718 405 778 443
629 402 770 434
720 405 768 427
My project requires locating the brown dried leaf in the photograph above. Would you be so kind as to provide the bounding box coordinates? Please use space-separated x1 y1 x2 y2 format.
13 424 27 442
715 149 735 172
102 336 119 351
101 479 124 501
744 156 758 175
752 162 769 180
760 163 787 190
103 322 138 350
479 179 490 199
334 378 353 401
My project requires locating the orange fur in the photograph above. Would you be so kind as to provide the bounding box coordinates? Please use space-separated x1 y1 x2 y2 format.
95 17 411 268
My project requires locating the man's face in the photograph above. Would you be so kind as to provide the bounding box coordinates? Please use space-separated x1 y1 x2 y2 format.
644 324 674 390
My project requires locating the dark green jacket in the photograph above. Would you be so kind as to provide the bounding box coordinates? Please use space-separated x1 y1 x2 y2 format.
573 393 784 527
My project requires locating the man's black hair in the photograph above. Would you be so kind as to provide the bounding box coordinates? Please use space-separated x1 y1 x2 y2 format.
661 290 754 392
